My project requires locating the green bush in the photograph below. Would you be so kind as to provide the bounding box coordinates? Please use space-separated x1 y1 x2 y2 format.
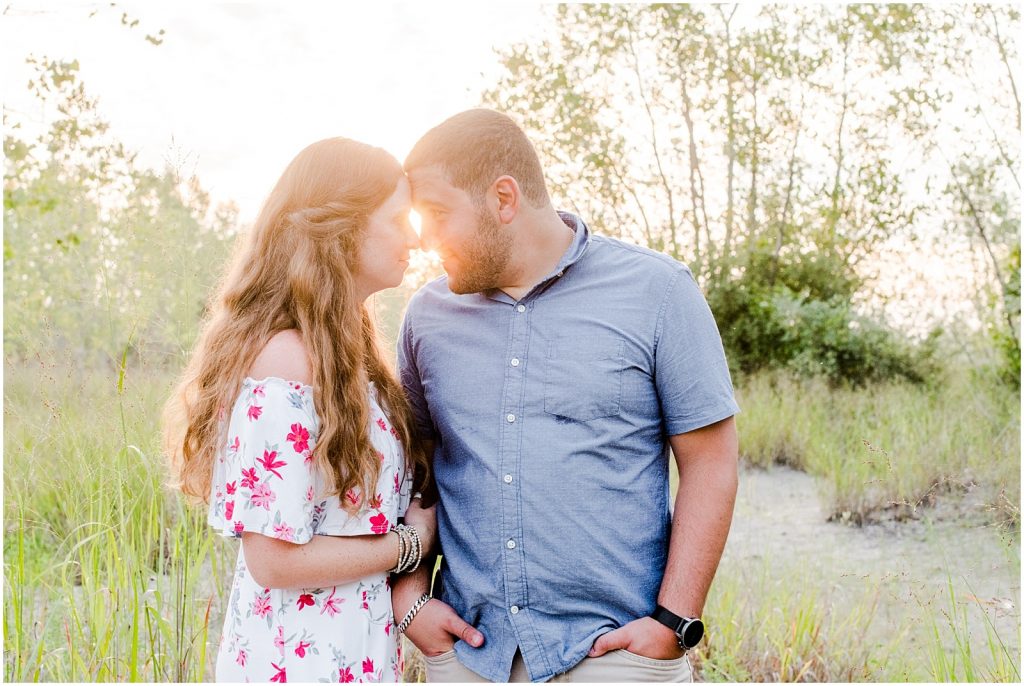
992 243 1020 388
707 248 936 386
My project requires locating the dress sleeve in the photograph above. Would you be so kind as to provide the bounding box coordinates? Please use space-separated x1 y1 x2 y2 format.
208 379 319 544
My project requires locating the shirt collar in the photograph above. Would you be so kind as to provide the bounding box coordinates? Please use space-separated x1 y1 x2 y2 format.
483 211 591 304
552 211 591 275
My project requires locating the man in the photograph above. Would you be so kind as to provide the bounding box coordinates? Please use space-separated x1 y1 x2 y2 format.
393 109 739 683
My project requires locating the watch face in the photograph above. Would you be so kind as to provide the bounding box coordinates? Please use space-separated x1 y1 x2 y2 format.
681 619 704 649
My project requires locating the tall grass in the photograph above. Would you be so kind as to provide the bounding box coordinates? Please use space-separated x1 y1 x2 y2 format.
694 560 885 681
3 357 231 681
736 370 1020 527
4 359 1019 681
923 578 1021 682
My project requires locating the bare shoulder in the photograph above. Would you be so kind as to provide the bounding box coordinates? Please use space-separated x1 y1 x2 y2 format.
248 329 313 386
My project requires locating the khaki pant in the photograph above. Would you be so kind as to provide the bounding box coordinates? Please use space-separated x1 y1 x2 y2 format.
424 648 693 683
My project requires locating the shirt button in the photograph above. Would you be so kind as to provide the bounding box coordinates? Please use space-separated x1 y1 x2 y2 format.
506 413 516 423
506 539 516 549
516 304 526 313
503 474 513 484
510 605 520 615
510 358 520 367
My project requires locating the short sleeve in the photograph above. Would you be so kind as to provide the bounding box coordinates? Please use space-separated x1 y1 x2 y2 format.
655 268 740 435
208 378 319 544
397 308 436 440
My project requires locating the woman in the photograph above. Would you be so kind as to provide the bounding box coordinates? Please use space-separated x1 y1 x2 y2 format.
163 137 432 682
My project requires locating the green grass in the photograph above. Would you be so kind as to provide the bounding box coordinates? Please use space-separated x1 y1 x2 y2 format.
923 577 1021 682
693 560 887 681
736 370 1020 528
3 357 231 681
4 358 1020 681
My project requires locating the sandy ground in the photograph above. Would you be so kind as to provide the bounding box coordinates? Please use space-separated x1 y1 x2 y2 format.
723 466 1021 675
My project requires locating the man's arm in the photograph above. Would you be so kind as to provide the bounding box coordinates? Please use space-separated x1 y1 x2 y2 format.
589 416 738 659
391 439 486 656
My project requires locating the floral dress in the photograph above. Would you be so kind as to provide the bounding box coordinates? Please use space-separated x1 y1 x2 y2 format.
208 377 413 683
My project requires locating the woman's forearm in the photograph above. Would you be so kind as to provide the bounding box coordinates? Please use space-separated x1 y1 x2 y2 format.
242 531 400 589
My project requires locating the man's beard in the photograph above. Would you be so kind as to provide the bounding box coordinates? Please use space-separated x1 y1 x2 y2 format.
446 206 513 295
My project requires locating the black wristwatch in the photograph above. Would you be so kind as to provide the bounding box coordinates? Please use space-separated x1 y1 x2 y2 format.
650 605 704 651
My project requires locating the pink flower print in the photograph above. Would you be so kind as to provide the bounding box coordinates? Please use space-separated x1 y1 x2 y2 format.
390 425 400 441
320 588 344 617
287 423 310 453
251 483 276 510
234 520 244 535
369 512 389 535
252 591 272 618
345 489 361 507
296 593 315 611
224 501 235 520
274 625 286 656
306 485 314 502
376 418 388 432
393 472 400 494
227 435 239 454
247 404 263 421
369 493 383 509
272 522 295 542
253 384 265 397
362 657 375 674
375 449 386 463
303 450 314 466
235 648 247 667
361 590 369 611
339 667 355 683
294 640 311 658
257 449 287 479
384 620 391 636
270 662 286 682
240 467 259 489
225 480 237 495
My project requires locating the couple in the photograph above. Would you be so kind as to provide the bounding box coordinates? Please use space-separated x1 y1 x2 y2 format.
164 109 739 683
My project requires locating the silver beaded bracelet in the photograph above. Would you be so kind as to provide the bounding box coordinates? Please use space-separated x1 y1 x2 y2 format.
389 524 422 574
396 593 431 634
406 526 422 574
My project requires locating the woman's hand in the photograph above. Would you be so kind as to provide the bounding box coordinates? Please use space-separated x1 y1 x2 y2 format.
402 497 437 557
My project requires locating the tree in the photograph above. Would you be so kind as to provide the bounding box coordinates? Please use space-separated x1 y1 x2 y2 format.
4 57 235 366
482 4 1018 384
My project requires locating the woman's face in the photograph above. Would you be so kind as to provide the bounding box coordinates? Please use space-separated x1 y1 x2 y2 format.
353 176 419 299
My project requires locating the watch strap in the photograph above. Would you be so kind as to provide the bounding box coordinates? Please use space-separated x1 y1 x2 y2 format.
651 604 704 650
651 604 687 633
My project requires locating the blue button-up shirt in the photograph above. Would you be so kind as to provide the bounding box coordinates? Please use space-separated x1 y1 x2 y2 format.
398 213 738 682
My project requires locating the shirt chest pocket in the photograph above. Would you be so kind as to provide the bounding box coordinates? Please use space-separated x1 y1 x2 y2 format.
543 339 625 422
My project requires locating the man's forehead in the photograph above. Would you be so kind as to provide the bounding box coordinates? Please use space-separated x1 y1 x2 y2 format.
408 165 459 198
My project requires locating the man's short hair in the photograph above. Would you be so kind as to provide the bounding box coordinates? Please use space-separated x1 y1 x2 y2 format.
405 109 551 208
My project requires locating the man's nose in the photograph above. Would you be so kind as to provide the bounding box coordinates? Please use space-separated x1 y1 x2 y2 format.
404 222 421 250
418 222 440 253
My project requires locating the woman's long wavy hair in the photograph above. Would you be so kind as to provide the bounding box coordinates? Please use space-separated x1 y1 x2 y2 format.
163 137 427 510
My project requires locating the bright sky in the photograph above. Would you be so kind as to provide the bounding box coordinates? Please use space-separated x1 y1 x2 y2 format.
2 1 550 223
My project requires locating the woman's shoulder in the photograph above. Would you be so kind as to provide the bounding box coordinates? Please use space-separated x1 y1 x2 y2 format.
248 330 313 387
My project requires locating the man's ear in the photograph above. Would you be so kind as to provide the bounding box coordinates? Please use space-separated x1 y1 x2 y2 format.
492 175 520 224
